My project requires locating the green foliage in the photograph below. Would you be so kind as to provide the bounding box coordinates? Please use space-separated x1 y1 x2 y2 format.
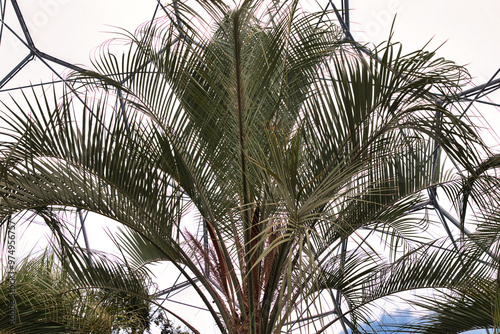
0 250 148 333
0 0 498 333
153 311 194 334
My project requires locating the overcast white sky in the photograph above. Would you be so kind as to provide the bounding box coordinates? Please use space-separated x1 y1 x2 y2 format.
1 1 499 333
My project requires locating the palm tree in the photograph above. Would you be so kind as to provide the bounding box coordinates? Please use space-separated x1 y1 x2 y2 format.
0 247 153 333
0 0 490 332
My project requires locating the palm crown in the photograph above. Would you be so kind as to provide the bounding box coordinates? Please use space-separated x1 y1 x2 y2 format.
1 0 497 333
